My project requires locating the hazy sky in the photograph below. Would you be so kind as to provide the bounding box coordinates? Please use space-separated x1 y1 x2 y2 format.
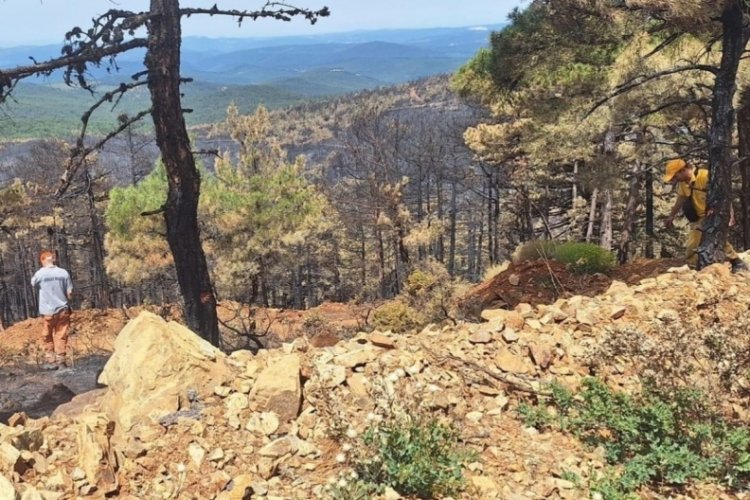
0 0 526 46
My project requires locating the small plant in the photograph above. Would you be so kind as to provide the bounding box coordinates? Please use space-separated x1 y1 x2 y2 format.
552 242 615 274
349 415 474 499
517 377 750 496
512 240 615 275
372 299 421 333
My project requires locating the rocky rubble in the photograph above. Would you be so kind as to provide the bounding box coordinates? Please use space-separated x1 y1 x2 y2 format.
2 257 750 499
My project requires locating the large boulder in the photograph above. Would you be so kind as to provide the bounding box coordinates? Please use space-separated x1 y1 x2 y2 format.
98 312 233 432
249 354 301 421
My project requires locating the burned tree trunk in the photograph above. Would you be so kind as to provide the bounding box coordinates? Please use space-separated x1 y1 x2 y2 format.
698 2 750 268
146 0 219 345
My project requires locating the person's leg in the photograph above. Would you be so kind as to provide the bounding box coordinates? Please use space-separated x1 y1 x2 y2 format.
685 226 702 268
52 309 71 363
42 316 56 362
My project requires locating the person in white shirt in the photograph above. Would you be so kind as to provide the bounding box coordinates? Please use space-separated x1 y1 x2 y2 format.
30 250 73 368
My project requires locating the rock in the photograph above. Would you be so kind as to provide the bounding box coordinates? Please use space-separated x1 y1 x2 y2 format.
609 305 626 320
20 486 43 500
208 448 225 462
76 413 118 495
214 386 232 397
249 354 302 421
52 388 106 420
0 425 43 452
480 308 505 321
495 350 530 374
259 436 298 458
529 343 553 369
245 412 280 436
188 443 206 468
469 331 492 344
315 363 347 389
508 273 521 286
0 474 17 500
502 328 519 343
7 413 26 428
334 346 380 368
383 486 402 499
227 474 254 500
575 308 595 326
225 393 249 412
470 476 499 496
0 442 20 472
368 332 396 348
97 312 232 432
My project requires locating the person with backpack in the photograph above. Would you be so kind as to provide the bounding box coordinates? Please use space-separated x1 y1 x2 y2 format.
30 250 73 368
663 158 748 273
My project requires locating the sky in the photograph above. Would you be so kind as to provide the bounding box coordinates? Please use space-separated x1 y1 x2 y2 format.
0 0 526 46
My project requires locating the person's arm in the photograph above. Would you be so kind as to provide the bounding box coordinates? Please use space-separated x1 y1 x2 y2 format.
65 274 73 300
30 271 39 288
665 195 688 227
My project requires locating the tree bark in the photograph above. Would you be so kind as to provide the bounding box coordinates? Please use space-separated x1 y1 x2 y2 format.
617 165 642 264
586 188 598 243
698 1 750 268
599 189 613 251
146 0 219 345
645 169 655 258
737 86 750 249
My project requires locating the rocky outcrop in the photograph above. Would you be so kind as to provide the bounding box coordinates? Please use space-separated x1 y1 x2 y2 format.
3 258 750 499
97 311 233 433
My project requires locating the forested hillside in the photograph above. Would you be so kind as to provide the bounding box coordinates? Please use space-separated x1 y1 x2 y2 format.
6 1 750 498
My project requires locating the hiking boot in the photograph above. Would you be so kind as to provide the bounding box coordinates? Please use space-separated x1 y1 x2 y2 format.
731 258 749 274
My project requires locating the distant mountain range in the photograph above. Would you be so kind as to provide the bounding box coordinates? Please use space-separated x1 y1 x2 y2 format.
0 25 505 139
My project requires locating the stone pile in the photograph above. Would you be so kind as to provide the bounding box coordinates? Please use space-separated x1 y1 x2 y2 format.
2 257 749 499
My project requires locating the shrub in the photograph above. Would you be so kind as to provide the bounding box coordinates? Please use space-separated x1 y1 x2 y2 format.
372 299 421 333
552 242 615 274
517 377 750 496
373 260 459 333
512 240 615 275
353 416 473 498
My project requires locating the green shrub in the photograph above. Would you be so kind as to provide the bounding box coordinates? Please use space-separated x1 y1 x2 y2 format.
353 416 474 498
552 242 615 274
512 240 615 275
373 260 459 333
518 377 750 495
372 299 421 333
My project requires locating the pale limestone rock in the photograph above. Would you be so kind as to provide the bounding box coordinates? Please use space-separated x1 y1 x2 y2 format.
225 393 249 412
495 350 530 374
334 346 380 368
259 436 298 458
188 442 206 468
480 309 505 321
20 486 43 500
76 413 118 495
245 412 280 436
315 363 347 389
469 331 492 344
0 475 17 500
98 312 232 432
0 441 20 472
502 328 519 343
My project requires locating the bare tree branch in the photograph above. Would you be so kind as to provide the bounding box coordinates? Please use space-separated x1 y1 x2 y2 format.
584 64 719 119
180 2 330 25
